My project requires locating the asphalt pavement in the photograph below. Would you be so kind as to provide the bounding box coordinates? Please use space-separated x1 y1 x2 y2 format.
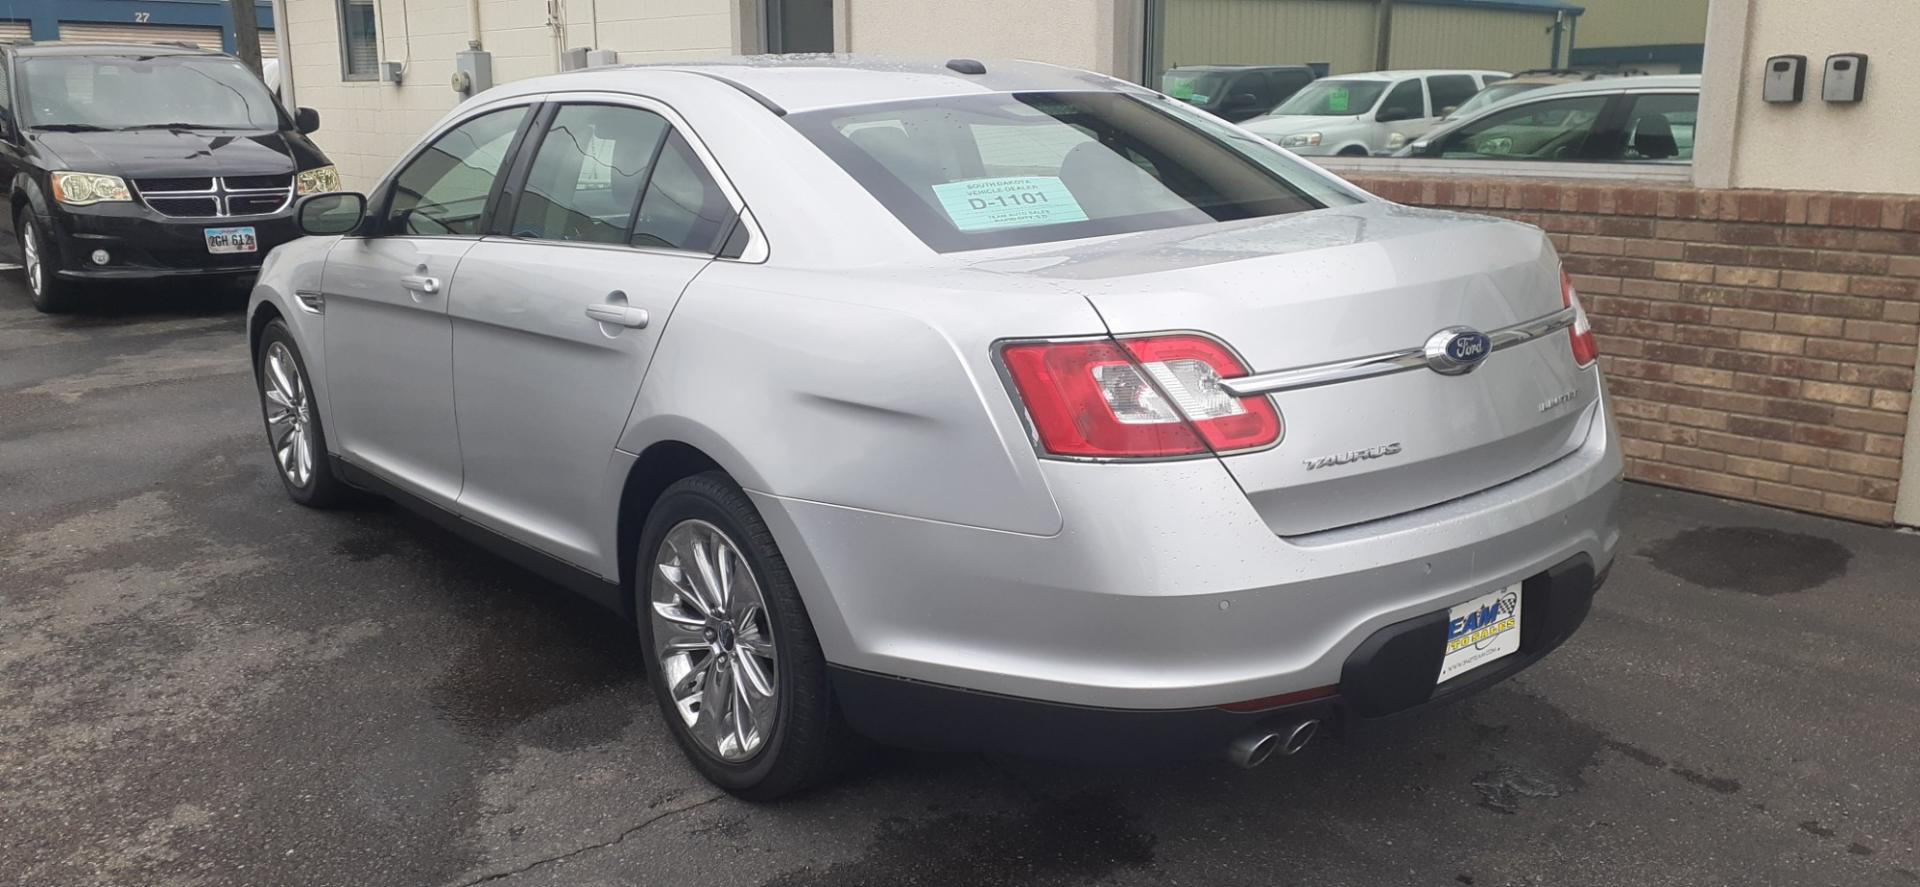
3 274 1918 887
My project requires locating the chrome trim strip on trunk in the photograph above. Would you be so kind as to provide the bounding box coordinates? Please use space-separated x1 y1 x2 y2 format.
1219 306 1578 397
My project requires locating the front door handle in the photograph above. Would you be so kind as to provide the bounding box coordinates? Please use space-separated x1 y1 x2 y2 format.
401 274 441 295
585 304 650 329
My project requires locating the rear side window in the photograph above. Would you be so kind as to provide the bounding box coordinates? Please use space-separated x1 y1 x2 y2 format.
630 132 734 254
389 107 526 236
1621 93 1699 161
511 104 669 244
788 91 1359 252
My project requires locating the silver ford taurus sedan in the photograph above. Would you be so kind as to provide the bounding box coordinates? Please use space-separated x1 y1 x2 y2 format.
249 57 1621 799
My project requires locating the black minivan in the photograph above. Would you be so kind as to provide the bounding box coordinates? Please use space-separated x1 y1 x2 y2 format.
0 41 337 312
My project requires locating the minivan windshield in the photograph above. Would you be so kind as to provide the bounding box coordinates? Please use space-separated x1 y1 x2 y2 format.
20 54 283 132
1267 79 1387 116
1162 71 1228 106
1446 81 1554 120
788 91 1360 252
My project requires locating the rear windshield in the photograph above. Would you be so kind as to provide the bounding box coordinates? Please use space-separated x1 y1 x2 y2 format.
787 91 1360 252
19 54 283 132
1448 81 1550 119
1269 79 1388 116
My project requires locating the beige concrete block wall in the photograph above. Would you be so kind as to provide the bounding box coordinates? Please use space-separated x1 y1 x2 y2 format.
286 0 732 189
1705 0 1920 197
845 0 1114 75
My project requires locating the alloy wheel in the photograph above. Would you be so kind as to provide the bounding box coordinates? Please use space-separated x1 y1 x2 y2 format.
22 224 41 297
260 341 315 488
650 519 780 762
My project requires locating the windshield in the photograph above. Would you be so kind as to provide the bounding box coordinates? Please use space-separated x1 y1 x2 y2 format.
1268 80 1387 116
788 91 1359 253
1162 71 1228 106
20 54 282 131
1447 82 1552 119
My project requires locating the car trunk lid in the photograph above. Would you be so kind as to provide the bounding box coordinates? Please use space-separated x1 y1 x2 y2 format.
970 202 1601 536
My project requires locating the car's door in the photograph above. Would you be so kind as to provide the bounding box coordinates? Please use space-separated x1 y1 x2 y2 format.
0 47 21 240
321 102 536 505
1421 93 1616 161
448 97 744 569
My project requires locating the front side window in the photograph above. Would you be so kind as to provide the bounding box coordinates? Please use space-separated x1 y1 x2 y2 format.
1425 75 1481 116
789 91 1359 252
1621 93 1699 161
18 54 282 131
1268 79 1388 117
388 108 526 236
512 105 669 244
337 0 379 81
1376 79 1426 122
1427 95 1610 161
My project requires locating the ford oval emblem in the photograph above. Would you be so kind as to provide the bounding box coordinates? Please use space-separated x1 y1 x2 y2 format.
1424 327 1494 376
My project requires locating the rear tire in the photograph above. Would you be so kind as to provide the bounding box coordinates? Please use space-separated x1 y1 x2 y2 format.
256 319 351 508
18 210 82 313
637 471 857 800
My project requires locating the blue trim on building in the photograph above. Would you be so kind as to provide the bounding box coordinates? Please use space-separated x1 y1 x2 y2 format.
1410 0 1585 14
1570 43 1706 74
2 0 275 54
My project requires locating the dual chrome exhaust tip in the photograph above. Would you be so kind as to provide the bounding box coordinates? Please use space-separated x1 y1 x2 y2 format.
1225 719 1320 769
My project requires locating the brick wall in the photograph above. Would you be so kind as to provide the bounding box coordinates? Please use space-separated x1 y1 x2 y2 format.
1346 174 1920 524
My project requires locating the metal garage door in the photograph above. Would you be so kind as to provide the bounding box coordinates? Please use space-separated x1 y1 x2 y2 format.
57 22 224 51
0 21 30 43
258 31 278 59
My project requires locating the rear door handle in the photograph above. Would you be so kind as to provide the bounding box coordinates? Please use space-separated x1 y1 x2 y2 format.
401 274 441 295
585 304 650 329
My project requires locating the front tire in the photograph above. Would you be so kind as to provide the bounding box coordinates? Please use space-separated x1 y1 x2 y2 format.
256 319 351 508
17 210 82 313
637 472 855 800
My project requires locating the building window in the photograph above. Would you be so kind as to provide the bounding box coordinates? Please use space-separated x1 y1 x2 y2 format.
337 0 378 81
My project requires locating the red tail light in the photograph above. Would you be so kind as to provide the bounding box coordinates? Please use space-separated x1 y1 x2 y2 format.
1562 268 1598 368
998 334 1282 459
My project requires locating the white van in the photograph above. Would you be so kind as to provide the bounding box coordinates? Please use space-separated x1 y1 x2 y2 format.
1240 69 1508 156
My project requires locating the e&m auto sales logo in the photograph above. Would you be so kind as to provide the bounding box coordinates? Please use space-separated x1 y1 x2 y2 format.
1446 590 1518 653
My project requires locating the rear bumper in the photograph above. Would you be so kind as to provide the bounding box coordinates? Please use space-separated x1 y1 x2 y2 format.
753 396 1622 712
830 553 1604 761
43 202 299 280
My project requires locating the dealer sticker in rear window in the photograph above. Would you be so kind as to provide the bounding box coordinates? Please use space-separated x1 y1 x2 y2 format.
1438 583 1521 684
931 176 1089 232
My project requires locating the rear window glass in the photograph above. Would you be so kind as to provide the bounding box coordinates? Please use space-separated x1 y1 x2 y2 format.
787 91 1360 253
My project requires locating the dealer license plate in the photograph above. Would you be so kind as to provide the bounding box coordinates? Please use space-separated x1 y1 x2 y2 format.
205 227 258 254
1438 584 1521 684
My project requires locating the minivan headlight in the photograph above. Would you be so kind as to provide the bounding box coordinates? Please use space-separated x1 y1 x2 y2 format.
51 172 132 206
295 165 342 195
1279 132 1322 148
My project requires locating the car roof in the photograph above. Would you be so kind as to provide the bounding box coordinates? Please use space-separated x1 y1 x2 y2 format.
1485 73 1700 102
492 56 1152 115
1167 64 1312 73
1314 69 1508 81
10 41 222 57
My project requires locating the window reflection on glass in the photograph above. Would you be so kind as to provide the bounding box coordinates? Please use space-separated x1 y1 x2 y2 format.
1432 95 1609 161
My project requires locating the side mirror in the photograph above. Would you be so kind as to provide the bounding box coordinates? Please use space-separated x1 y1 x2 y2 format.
1439 105 1459 117
1226 92 1260 109
295 192 367 236
295 107 321 135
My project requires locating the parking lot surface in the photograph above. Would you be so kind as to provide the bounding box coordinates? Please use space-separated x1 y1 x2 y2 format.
3 278 1918 887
